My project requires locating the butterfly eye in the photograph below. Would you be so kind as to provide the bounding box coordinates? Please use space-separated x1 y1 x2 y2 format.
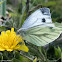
42 18 46 22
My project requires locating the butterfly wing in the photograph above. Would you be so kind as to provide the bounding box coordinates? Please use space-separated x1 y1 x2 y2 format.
22 8 52 30
19 25 62 46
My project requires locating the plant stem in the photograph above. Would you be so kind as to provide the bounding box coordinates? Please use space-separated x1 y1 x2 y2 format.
2 55 3 60
26 0 29 15
13 50 16 58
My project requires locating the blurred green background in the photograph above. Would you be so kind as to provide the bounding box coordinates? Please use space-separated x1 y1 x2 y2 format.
0 0 62 62
7 0 62 23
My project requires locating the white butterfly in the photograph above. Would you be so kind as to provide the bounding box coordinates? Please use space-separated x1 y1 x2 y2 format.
17 7 62 46
21 7 55 30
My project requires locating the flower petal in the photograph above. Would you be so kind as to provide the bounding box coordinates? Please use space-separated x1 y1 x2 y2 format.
0 47 5 51
14 45 29 52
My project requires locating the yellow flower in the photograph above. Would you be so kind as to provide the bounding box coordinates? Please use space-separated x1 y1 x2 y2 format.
0 28 29 52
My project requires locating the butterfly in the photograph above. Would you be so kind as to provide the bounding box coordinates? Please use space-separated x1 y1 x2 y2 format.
7 7 62 46
17 7 62 46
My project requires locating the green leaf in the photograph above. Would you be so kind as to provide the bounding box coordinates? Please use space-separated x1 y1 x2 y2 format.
55 47 61 59
0 1 4 5
55 48 59 57
61 52 62 62
43 1 56 7
12 58 20 62
58 47 61 54
47 60 56 62
15 51 20 60
33 58 37 62
0 26 6 31
20 55 31 62
0 0 6 16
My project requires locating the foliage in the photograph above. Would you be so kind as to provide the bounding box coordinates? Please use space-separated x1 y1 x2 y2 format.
0 0 6 16
20 42 62 62
0 51 31 62
43 1 56 7
33 58 37 62
1 0 62 62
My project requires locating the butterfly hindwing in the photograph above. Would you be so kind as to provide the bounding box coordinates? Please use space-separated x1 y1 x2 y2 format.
21 26 61 46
